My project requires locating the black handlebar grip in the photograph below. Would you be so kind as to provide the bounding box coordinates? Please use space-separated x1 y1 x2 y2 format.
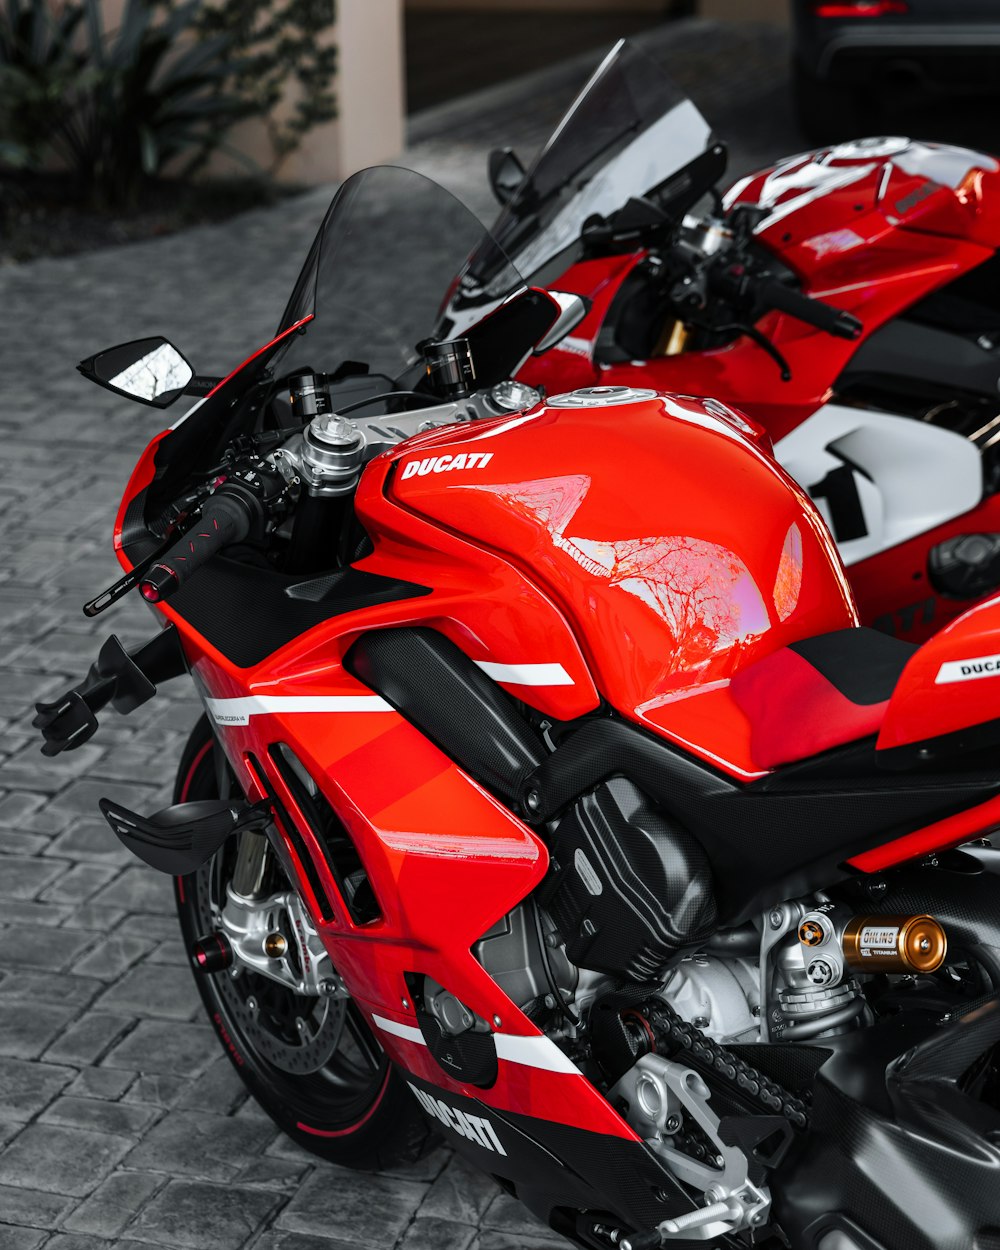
757 278 863 341
139 491 252 603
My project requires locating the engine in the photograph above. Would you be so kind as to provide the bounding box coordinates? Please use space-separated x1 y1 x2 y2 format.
540 777 718 982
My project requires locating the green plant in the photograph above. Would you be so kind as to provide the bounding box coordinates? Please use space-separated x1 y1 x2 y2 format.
0 0 85 168
64 0 256 205
0 0 339 207
191 0 337 169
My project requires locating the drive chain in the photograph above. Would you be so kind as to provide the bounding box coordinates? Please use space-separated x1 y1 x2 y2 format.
645 1002 810 1130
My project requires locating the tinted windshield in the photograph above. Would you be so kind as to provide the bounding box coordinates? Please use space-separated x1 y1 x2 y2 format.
275 165 524 385
474 38 714 288
146 167 525 516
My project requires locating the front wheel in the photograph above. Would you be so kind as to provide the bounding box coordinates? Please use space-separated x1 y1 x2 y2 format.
173 715 434 1168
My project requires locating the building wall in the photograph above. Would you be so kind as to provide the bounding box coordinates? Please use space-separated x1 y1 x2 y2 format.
99 0 405 186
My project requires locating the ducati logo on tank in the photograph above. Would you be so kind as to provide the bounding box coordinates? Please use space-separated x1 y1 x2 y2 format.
406 1082 507 1154
400 452 494 479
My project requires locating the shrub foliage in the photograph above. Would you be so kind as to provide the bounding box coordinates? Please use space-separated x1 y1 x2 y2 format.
0 0 338 206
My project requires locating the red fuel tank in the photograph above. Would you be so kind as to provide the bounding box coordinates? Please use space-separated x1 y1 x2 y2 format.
363 386 858 776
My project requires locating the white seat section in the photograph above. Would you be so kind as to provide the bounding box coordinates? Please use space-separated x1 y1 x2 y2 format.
775 402 983 566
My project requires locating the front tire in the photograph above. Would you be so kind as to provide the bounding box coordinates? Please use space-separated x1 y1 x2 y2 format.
173 716 434 1168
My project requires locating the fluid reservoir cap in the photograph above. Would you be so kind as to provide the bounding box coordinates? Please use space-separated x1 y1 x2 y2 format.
548 385 659 408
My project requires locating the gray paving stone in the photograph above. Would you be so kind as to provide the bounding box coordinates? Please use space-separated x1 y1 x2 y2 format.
0 1181 76 1228
0 971 101 1010
4 926 94 973
64 1068 135 1102
128 1179 282 1250
0 830 49 857
0 1228 46 1250
60 903 129 932
126 1110 277 1181
112 914 181 944
0 1123 134 1196
43 1013 135 1067
475 1233 567 1250
72 935 155 983
45 782 159 827
62 1170 165 1238
0 1003 76 1060
480 1193 560 1239
174 1056 249 1116
121 1074 189 1109
44 1235 114 1250
0 856 69 900
39 1094 157 1136
0 1060 74 1122
43 820 131 866
251 1236 367 1250
39 863 118 906
277 1168 429 1246
86 868 174 917
101 1020 215 1078
94 962 198 1021
0 793 47 829
233 1154 310 1192
0 900 74 928
418 1154 499 1225
403 1219 477 1250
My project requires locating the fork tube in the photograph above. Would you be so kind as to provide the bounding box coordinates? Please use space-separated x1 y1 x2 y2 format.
232 831 270 898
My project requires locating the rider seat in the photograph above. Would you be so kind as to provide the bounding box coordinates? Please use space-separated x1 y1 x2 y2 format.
729 627 918 770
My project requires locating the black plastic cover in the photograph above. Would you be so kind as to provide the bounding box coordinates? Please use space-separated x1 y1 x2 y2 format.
345 627 544 804
541 777 717 980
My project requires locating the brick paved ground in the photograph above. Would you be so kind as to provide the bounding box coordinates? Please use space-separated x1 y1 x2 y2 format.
0 19 795 1250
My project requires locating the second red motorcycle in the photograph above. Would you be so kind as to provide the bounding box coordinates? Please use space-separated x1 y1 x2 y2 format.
486 39 1000 644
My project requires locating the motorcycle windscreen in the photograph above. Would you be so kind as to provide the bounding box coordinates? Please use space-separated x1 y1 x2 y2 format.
465 38 714 290
274 165 525 386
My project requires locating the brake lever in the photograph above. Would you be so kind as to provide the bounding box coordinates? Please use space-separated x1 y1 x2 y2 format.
83 539 183 617
715 321 793 382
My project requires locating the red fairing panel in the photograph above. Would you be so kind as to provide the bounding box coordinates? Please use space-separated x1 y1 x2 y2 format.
365 392 857 778
877 595 1000 753
191 659 637 1140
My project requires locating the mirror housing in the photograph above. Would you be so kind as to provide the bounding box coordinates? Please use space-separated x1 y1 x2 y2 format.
78 337 195 408
488 147 527 206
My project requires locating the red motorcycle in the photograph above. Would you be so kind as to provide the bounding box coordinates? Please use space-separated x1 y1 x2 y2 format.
35 159 1000 1250
488 40 1000 645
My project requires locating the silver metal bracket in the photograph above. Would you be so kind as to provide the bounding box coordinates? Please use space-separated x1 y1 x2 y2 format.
611 1054 771 1241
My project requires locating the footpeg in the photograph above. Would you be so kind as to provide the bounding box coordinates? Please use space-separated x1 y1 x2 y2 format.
33 628 185 756
99 796 272 875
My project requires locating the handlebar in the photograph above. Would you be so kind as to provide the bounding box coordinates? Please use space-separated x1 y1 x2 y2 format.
139 490 253 603
753 278 863 341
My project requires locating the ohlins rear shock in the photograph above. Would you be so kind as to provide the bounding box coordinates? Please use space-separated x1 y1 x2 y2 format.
777 908 947 1040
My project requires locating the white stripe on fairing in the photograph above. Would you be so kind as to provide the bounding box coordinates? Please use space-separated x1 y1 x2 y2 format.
205 695 392 725
372 1015 580 1075
206 665 572 725
494 1033 580 1073
372 1015 426 1045
475 661 573 687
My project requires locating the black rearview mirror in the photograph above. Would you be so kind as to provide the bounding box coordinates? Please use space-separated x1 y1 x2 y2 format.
78 337 195 409
488 147 527 206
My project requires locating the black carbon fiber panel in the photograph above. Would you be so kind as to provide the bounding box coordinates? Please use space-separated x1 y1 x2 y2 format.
164 559 429 668
345 627 544 804
524 718 1000 926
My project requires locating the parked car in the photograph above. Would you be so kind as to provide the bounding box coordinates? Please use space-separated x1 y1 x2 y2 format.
792 0 1000 143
